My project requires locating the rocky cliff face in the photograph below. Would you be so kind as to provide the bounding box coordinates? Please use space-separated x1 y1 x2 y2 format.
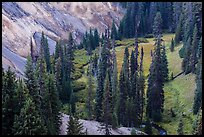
2 2 124 76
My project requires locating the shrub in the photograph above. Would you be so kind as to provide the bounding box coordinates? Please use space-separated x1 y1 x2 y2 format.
179 47 185 58
138 38 149 43
73 81 86 92
131 128 136 135
72 69 83 80
144 34 154 38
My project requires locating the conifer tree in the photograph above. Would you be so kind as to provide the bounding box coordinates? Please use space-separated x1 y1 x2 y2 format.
132 71 140 127
13 97 47 135
86 63 94 120
138 46 145 124
174 13 184 45
123 47 130 96
131 128 136 135
139 47 144 74
95 47 104 122
94 28 100 49
197 37 202 60
111 44 118 106
192 109 201 135
102 69 112 134
153 12 163 38
69 90 76 115
42 73 56 135
111 42 119 129
144 117 152 135
13 79 28 116
89 28 95 50
146 35 164 122
170 38 175 52
118 68 128 126
149 2 158 33
41 32 51 72
118 20 124 40
182 37 192 74
111 21 118 40
54 57 63 102
193 58 202 115
47 73 61 134
35 48 48 106
191 24 199 73
67 115 84 135
123 4 131 38
2 67 16 135
177 117 184 135
25 55 40 110
54 41 59 60
130 50 136 97
161 45 169 82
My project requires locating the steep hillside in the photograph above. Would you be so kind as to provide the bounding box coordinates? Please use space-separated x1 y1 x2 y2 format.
2 2 124 76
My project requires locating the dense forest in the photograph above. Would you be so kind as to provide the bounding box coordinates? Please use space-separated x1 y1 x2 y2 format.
2 2 202 135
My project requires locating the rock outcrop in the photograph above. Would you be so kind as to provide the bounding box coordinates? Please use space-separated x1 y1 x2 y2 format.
2 2 124 76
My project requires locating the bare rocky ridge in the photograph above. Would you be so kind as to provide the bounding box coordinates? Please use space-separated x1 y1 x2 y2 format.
2 2 124 76
60 113 147 135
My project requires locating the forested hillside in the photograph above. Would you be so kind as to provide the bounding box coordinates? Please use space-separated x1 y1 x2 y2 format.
2 2 202 135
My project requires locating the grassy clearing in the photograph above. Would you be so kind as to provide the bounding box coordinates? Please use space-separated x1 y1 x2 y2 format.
115 33 175 77
156 43 196 135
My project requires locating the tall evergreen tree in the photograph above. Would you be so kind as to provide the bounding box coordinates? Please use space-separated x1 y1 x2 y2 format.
130 50 136 97
191 24 199 73
118 68 128 126
153 12 163 38
111 42 119 129
161 45 169 82
149 2 158 33
13 79 28 116
2 67 16 135
54 57 63 102
95 47 104 122
123 3 132 38
35 48 48 105
197 37 202 60
138 46 145 124
86 63 94 120
111 44 118 106
193 58 202 115
144 117 152 135
13 97 47 135
94 28 100 49
102 69 112 135
174 11 184 45
132 71 140 127
69 90 76 115
182 37 192 74
118 20 124 40
123 47 130 97
111 21 118 40
25 55 40 110
146 35 164 122
41 32 51 72
46 73 61 134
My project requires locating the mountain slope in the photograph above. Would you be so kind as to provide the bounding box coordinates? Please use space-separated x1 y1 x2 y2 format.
2 2 124 76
